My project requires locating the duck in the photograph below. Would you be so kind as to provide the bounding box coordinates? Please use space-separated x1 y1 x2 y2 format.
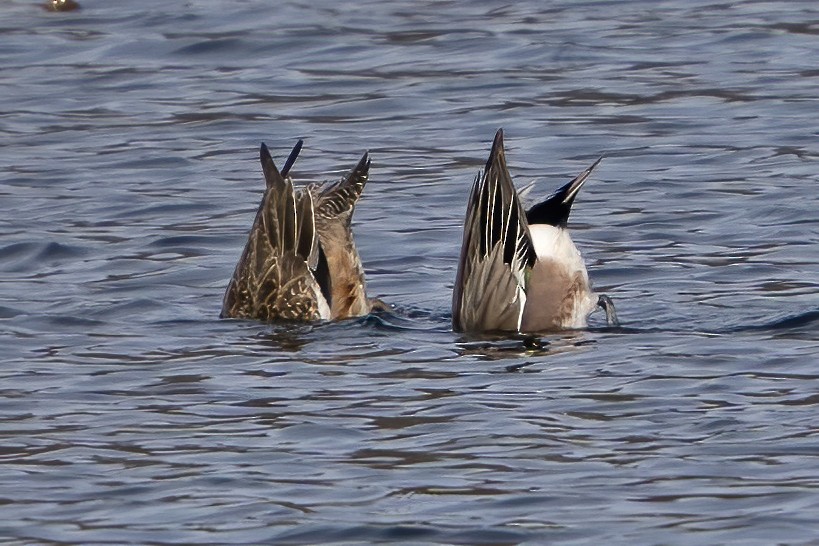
452 129 618 333
44 0 80 11
221 140 380 322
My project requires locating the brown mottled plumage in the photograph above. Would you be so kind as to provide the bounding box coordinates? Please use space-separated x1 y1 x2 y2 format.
311 156 372 319
221 141 376 323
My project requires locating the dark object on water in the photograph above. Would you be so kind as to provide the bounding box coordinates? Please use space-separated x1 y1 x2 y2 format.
44 0 80 11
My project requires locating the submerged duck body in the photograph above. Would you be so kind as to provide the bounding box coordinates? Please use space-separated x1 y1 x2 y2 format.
452 129 617 334
221 141 375 323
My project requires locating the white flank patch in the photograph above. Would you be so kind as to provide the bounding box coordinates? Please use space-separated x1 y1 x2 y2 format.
316 291 332 321
528 224 597 327
528 224 585 271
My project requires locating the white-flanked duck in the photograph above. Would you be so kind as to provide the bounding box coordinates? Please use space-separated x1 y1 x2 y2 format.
452 129 618 333
221 140 379 322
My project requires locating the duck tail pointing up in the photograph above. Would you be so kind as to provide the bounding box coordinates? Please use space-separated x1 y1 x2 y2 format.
526 156 603 227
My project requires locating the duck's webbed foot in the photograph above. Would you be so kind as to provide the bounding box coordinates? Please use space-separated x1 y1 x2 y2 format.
597 295 619 327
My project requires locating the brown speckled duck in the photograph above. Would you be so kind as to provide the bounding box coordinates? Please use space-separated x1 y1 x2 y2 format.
452 129 618 333
221 140 380 322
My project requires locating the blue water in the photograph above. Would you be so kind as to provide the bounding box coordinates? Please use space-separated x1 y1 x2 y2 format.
1 0 818 543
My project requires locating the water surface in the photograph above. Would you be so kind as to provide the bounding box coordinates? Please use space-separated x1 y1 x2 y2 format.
1 0 818 543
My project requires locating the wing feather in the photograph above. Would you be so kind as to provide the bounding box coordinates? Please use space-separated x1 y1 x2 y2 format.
220 142 330 321
452 129 536 333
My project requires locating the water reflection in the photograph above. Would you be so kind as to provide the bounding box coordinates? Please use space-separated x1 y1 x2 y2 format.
253 325 314 353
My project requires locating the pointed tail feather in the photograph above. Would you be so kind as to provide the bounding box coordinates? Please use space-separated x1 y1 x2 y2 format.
526 156 603 227
260 142 286 190
281 139 304 178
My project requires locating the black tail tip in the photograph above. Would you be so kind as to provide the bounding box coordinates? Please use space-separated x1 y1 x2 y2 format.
484 128 506 173
357 151 371 173
281 139 304 177
493 128 504 148
259 142 275 167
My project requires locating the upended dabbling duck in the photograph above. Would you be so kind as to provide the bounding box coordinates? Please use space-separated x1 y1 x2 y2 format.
452 129 618 334
221 140 380 322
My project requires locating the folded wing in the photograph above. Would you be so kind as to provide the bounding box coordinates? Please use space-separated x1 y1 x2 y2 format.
220 143 332 321
452 129 536 333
